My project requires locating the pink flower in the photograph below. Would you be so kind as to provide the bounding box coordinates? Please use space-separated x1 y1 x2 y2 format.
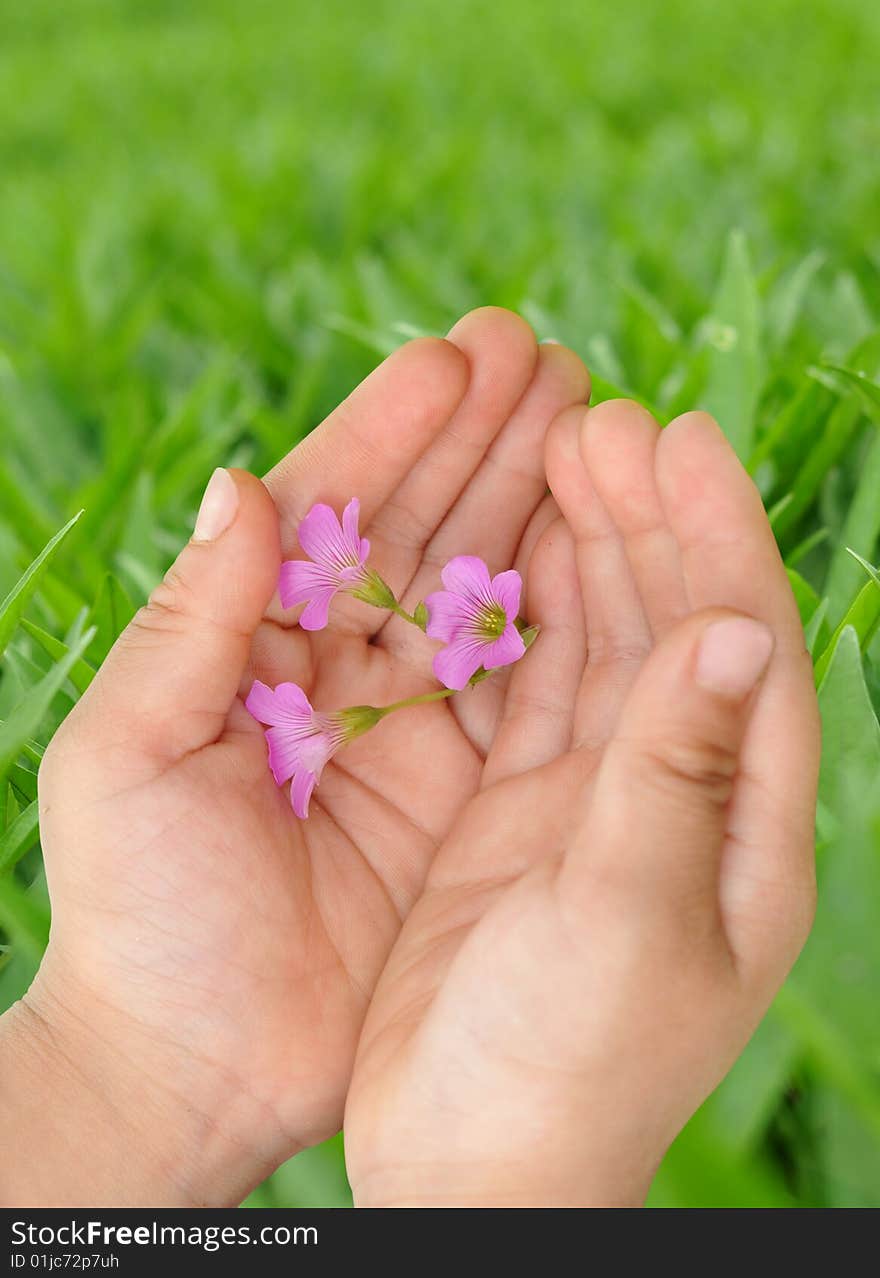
425 556 526 691
245 680 383 818
245 680 348 818
279 498 371 630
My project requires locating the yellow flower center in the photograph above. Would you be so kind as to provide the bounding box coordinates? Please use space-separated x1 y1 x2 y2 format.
477 603 507 641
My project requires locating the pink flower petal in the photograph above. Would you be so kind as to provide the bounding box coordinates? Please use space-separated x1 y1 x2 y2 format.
280 500 372 629
481 622 526 672
290 770 318 819
440 555 493 602
296 731 335 777
424 589 469 643
341 496 360 540
297 503 349 569
341 497 370 563
491 569 522 621
272 682 314 717
265 726 304 784
433 637 486 691
245 679 313 725
245 679 281 725
245 676 344 818
298 589 336 631
279 559 334 609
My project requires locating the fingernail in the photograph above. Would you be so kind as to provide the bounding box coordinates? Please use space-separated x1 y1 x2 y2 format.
540 337 562 345
695 617 774 698
193 468 238 542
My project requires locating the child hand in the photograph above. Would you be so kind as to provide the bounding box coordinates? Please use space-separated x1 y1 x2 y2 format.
344 400 820 1206
9 309 589 1205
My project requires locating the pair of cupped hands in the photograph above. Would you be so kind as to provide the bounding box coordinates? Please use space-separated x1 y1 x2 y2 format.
13 309 819 1207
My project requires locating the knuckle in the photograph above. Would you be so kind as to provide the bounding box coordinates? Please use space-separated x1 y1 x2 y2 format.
150 566 196 616
638 733 738 808
586 635 651 670
128 571 195 641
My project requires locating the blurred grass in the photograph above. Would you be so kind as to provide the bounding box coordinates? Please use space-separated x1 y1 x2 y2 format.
2 0 880 1207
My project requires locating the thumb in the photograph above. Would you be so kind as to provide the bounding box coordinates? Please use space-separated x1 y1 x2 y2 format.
83 468 280 763
566 609 775 922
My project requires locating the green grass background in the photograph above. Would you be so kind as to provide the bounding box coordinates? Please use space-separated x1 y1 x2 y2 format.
2 0 880 1207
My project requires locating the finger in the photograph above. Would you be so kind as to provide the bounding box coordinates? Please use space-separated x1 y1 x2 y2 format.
545 405 651 749
239 619 313 701
263 336 470 553
656 412 803 638
398 341 590 608
366 308 538 577
75 469 281 765
482 518 586 787
656 412 819 978
280 310 536 639
355 308 540 648
561 609 775 935
580 400 688 636
513 493 562 577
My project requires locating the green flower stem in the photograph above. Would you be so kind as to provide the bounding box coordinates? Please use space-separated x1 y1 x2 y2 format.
337 621 542 741
351 572 427 629
388 601 422 628
376 687 457 718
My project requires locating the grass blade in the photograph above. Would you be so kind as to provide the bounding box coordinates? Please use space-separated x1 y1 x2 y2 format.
0 873 50 959
786 567 822 629
8 764 38 804
771 396 863 541
19 618 96 694
87 572 135 665
0 800 39 874
845 548 880 592
825 436 880 620
804 598 831 655
814 578 880 688
768 250 824 348
701 229 762 461
748 381 832 479
785 527 830 570
0 626 95 784
0 511 83 658
820 363 880 422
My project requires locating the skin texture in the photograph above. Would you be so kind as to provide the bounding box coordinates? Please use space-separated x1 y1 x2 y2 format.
0 310 819 1207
